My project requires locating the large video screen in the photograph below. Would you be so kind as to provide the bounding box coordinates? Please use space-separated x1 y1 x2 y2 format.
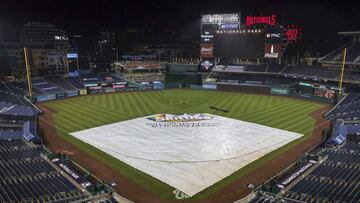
214 34 264 58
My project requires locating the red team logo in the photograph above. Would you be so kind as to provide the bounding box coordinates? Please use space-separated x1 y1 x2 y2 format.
286 29 298 41
283 25 302 43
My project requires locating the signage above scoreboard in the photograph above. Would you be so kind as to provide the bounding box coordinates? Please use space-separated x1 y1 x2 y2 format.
201 13 240 25
216 29 263 34
246 15 276 27
219 23 240 30
201 31 214 43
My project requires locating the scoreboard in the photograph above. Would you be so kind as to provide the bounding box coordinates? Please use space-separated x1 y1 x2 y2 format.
214 33 264 58
200 13 301 60
200 13 240 60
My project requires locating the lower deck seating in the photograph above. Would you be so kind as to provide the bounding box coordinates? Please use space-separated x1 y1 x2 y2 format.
327 93 360 120
46 77 77 91
0 130 23 140
0 91 26 106
0 140 89 202
280 142 360 202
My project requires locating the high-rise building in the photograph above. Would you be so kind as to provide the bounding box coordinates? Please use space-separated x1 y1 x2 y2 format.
0 22 74 77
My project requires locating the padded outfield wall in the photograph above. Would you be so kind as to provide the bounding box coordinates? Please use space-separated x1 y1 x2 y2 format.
217 83 272 94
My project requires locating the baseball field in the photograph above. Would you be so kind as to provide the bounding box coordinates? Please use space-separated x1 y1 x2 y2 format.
39 89 327 201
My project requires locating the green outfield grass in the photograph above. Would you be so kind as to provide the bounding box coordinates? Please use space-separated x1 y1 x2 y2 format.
45 89 325 200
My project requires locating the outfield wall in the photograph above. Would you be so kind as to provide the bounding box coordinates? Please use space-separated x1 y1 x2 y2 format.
217 83 271 94
166 64 198 73
216 84 333 104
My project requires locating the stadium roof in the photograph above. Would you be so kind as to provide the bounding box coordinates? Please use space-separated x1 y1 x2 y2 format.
338 31 360 37
319 32 360 65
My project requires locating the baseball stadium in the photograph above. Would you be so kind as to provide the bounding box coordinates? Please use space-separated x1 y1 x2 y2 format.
0 9 360 203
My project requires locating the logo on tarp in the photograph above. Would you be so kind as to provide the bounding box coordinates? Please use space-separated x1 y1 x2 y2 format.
173 189 189 200
147 113 213 122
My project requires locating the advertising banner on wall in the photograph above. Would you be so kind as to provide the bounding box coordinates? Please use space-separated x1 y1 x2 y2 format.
66 90 79 97
112 84 126 89
36 95 49 102
56 93 65 99
36 94 57 102
79 89 87 95
89 86 102 90
271 87 290 95
153 83 165 90
202 84 217 90
105 88 116 93
200 44 214 58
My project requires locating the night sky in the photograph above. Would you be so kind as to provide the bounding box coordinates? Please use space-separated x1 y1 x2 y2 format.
1 0 360 53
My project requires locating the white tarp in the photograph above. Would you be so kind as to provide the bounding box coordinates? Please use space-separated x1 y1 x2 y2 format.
70 113 302 196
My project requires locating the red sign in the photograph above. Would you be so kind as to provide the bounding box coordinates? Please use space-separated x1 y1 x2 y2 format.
283 25 302 43
113 84 126 89
200 44 214 58
246 15 276 27
286 29 298 41
264 44 281 58
105 77 113 82
89 86 102 90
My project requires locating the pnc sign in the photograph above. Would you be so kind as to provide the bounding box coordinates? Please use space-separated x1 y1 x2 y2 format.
246 15 276 27
266 33 281 38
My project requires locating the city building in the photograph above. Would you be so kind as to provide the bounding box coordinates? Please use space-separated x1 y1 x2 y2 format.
0 22 74 77
19 22 72 50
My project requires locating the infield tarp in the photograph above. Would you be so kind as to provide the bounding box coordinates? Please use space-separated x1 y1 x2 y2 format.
70 113 302 196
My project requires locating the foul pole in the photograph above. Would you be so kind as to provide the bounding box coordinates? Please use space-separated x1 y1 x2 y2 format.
338 48 347 100
24 47 32 97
